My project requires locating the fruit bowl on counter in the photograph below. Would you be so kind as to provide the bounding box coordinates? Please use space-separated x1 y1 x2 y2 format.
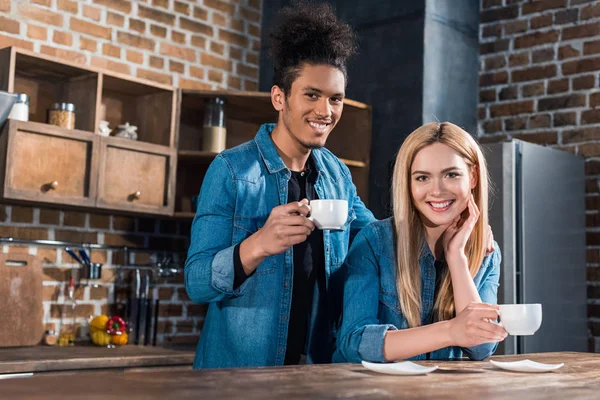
89 315 129 347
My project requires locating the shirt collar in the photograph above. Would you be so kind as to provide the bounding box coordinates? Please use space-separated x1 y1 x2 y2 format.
256 123 321 180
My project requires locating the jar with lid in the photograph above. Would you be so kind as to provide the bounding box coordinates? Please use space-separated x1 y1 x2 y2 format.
48 102 76 130
202 97 226 153
8 93 29 122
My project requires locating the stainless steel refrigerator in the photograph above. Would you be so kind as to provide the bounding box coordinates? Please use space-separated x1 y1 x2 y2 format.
484 140 588 354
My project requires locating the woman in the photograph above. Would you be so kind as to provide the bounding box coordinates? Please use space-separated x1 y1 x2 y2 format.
334 122 507 363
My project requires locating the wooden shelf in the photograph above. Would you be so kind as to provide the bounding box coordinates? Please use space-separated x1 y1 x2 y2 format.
178 150 365 169
178 150 218 161
0 46 177 217
175 89 373 213
173 212 195 219
339 158 367 168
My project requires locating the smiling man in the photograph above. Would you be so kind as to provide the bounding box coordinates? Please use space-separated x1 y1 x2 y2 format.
184 2 376 368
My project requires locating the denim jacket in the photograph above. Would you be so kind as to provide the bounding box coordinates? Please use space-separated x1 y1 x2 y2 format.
185 123 376 368
334 218 501 363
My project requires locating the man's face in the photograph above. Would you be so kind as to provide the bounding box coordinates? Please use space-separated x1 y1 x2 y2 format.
278 64 345 149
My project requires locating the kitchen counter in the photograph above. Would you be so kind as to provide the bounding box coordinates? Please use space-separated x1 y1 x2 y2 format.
0 345 195 374
0 352 598 399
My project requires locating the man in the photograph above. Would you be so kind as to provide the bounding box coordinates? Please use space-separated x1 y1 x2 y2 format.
184 2 376 368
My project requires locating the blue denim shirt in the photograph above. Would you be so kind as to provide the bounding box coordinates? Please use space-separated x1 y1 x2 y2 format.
185 123 376 369
334 218 501 363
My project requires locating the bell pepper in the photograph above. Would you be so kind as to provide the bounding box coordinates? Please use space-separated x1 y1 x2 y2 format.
91 330 112 346
89 315 109 334
111 332 128 346
106 316 127 335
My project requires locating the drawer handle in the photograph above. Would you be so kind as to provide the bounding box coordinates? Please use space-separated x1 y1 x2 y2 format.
41 180 59 192
128 191 141 201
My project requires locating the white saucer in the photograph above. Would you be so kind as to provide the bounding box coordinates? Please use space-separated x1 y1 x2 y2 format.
361 360 439 375
490 359 564 373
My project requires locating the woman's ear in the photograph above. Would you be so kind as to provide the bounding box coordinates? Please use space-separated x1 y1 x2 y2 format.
271 85 284 112
470 165 478 190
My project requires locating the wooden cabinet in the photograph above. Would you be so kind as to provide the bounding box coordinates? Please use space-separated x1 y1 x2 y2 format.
0 120 98 207
174 90 372 219
0 46 177 215
97 137 175 215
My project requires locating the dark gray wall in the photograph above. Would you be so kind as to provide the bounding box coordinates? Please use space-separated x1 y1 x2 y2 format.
423 0 480 133
260 0 479 218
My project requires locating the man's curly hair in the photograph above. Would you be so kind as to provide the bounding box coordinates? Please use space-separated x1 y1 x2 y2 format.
270 1 357 95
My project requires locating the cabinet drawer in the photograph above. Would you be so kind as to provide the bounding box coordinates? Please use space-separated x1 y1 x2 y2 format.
0 120 98 207
97 137 175 215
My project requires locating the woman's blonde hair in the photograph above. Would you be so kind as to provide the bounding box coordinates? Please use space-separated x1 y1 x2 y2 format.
391 122 489 328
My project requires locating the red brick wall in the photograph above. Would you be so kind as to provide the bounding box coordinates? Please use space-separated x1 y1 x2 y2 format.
0 205 204 345
478 0 600 351
0 0 261 345
0 0 261 90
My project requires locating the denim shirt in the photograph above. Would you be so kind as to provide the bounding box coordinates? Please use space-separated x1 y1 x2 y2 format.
185 123 376 368
334 218 501 363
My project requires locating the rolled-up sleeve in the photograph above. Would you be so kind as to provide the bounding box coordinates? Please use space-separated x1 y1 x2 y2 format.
462 243 502 360
333 226 397 363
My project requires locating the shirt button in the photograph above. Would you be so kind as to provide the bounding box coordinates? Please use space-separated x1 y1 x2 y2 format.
428 271 433 277
279 347 285 354
281 314 287 322
425 302 430 308
284 280 289 288
300 171 305 177
325 247 329 253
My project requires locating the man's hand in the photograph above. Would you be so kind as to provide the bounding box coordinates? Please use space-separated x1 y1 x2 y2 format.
239 199 314 274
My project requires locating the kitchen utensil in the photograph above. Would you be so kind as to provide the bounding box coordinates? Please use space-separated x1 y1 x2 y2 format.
64 247 84 265
0 90 17 127
137 271 150 345
88 263 102 280
0 253 43 347
152 299 160 346
128 269 141 344
77 248 91 267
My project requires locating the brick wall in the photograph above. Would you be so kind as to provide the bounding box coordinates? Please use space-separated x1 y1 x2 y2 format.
0 0 261 345
478 0 600 351
0 0 261 90
0 204 205 345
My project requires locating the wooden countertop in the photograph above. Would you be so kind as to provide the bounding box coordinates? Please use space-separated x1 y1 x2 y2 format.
0 345 195 374
0 352 598 399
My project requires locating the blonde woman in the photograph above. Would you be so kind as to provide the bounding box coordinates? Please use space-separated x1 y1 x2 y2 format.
334 122 507 362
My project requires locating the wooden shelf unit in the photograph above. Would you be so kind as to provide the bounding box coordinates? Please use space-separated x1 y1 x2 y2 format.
175 90 372 216
0 46 177 216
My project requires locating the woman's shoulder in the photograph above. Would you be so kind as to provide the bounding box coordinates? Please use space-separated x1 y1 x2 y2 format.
360 217 394 240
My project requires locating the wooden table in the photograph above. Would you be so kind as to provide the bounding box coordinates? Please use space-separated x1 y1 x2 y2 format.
0 345 195 374
0 352 598 399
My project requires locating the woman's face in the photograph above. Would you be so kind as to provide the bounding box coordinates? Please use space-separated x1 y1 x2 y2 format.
410 142 476 229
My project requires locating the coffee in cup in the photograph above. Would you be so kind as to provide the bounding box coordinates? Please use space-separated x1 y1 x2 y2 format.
498 304 542 336
308 200 348 230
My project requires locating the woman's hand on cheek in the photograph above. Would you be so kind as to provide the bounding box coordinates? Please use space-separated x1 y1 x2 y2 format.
442 194 480 264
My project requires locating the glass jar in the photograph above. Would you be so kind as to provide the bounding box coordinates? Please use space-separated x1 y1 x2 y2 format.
48 102 76 129
8 93 29 121
202 97 226 153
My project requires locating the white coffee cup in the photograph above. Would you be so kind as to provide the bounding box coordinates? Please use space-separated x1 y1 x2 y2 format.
308 200 348 230
498 304 542 336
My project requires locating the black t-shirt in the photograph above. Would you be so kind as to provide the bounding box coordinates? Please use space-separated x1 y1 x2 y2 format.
232 157 325 365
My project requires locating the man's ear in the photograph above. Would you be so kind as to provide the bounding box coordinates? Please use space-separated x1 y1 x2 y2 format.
271 85 285 112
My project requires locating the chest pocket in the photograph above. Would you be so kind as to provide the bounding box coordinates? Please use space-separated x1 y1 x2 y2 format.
232 216 276 276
